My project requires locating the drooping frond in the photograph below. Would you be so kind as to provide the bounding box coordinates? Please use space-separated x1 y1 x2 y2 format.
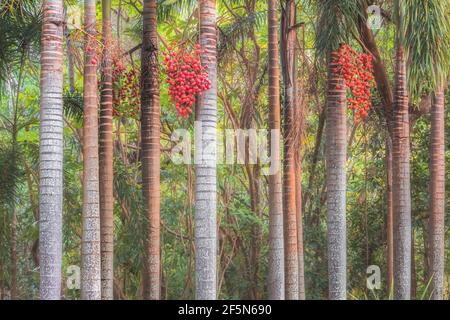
0 0 38 15
218 10 267 58
315 0 362 58
63 90 84 123
401 0 450 97
157 0 197 21
0 0 41 80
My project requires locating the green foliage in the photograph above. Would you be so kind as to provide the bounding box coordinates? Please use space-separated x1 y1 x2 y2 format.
63 90 84 122
0 0 41 80
0 0 448 300
315 0 362 58
402 0 450 98
0 144 21 207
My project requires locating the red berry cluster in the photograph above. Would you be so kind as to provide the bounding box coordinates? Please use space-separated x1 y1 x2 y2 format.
163 44 211 118
86 46 98 65
331 44 375 121
112 59 140 118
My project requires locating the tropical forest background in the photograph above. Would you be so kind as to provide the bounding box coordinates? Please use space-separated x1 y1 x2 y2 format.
0 0 449 300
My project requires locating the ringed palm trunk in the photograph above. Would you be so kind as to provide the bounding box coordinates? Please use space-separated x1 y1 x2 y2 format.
195 0 218 300
39 0 64 300
326 53 347 300
280 0 298 300
81 0 101 300
428 85 445 300
392 44 411 300
267 0 285 300
99 0 114 300
141 0 161 300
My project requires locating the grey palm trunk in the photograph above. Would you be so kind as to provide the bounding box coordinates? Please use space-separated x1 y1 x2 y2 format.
429 86 445 300
39 0 64 300
195 0 218 300
81 0 102 300
326 58 347 300
392 44 411 300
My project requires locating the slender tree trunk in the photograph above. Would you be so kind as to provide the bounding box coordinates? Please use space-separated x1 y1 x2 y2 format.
411 230 416 299
392 44 411 300
295 22 306 302
386 136 394 293
325 54 347 300
247 165 261 299
10 209 17 299
81 0 101 300
195 0 218 300
64 9 75 93
267 0 284 300
100 0 114 300
39 0 64 300
0 263 4 299
428 85 445 300
357 11 396 296
280 0 298 300
295 156 305 299
304 106 325 213
67 40 75 93
141 0 161 300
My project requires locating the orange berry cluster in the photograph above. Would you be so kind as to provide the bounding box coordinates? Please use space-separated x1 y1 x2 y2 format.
331 44 375 121
163 44 211 118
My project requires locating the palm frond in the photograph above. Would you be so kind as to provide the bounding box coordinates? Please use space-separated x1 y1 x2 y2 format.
63 90 84 122
158 0 197 21
315 0 362 58
401 0 450 98
218 10 267 58
0 0 41 80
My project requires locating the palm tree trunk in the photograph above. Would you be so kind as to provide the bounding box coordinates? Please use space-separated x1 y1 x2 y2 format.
280 0 298 300
392 44 411 300
195 0 218 300
326 55 347 300
81 0 101 300
267 0 285 300
428 85 445 300
100 0 114 300
295 156 305 299
386 136 394 293
39 0 64 300
141 0 161 300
